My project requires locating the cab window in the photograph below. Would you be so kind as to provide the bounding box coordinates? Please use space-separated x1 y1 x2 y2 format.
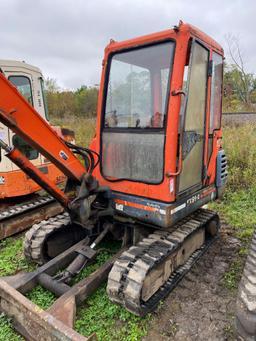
209 53 223 132
9 76 33 105
12 135 39 160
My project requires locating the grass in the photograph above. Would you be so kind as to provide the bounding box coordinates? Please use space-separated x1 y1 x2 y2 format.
0 314 23 341
0 119 256 339
51 116 96 147
75 286 149 340
0 236 35 276
209 123 256 291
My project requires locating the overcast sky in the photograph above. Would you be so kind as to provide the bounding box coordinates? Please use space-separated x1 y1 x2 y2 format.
0 0 254 89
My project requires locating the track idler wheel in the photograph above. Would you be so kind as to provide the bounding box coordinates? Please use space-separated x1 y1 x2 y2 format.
24 213 89 265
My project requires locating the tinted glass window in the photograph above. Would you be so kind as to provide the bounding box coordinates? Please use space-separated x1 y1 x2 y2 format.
102 41 175 183
104 42 174 129
102 132 164 183
9 76 33 105
12 135 39 160
209 53 223 132
178 42 209 192
40 78 49 121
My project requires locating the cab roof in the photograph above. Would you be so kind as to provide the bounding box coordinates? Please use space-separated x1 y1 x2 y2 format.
0 60 42 75
105 21 223 56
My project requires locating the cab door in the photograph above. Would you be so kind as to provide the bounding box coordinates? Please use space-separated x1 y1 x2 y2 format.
178 41 209 194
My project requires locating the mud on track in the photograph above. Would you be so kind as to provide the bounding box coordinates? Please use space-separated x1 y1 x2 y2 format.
144 224 241 341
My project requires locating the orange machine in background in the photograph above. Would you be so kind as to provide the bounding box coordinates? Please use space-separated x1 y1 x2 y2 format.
0 60 72 199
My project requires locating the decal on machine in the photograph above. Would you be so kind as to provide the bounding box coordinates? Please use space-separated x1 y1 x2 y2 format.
59 150 69 160
114 199 166 215
170 187 216 215
115 203 124 211
170 203 186 215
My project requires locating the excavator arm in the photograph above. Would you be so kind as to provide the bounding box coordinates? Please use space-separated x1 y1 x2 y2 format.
0 72 86 182
0 72 102 217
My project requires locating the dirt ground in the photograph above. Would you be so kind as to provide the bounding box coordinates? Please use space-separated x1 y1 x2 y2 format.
144 224 241 341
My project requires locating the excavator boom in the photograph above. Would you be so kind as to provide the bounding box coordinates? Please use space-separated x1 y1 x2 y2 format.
0 72 86 183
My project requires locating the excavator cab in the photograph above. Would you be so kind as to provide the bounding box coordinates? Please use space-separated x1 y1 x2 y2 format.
92 21 227 228
0 22 228 340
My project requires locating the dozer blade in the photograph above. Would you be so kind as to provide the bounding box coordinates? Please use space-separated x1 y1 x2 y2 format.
0 279 94 341
0 234 126 340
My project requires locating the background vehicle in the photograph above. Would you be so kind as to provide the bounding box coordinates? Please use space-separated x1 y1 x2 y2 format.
0 60 74 240
0 60 68 199
0 21 228 340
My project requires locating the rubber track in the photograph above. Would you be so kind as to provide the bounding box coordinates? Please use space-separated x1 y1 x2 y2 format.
236 231 256 340
0 195 55 221
24 212 70 265
107 208 218 316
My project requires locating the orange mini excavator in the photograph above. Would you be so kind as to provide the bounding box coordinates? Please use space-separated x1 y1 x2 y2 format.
0 21 227 340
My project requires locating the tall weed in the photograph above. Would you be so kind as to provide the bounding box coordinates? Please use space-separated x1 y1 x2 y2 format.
222 124 256 191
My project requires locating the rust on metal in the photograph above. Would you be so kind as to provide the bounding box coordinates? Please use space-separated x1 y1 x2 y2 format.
0 201 63 240
3 237 90 293
0 279 95 341
0 244 125 340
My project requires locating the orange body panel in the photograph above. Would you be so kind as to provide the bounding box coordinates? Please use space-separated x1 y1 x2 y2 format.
0 163 65 198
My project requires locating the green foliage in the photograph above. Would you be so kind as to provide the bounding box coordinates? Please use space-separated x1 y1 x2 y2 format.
223 63 256 112
221 124 256 191
0 237 34 276
210 184 256 291
0 314 23 341
45 79 98 119
26 286 55 310
211 187 256 242
75 86 98 118
75 286 149 341
222 258 243 290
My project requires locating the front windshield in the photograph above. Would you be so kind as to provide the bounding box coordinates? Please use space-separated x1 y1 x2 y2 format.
104 41 175 129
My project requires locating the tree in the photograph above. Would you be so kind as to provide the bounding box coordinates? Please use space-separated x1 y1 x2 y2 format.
45 79 98 119
225 35 256 108
45 78 60 93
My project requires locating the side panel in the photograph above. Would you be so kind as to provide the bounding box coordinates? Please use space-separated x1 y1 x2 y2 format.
112 185 216 228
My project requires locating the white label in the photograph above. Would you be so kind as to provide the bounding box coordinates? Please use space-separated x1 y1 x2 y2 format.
159 209 166 215
169 178 174 193
116 204 124 211
0 132 6 140
170 203 186 215
187 194 200 205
